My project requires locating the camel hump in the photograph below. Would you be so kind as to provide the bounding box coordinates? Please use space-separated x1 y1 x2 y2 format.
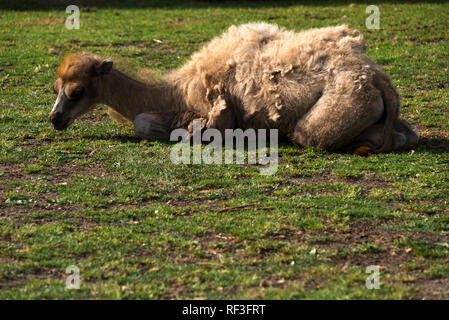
173 23 368 121
233 22 284 42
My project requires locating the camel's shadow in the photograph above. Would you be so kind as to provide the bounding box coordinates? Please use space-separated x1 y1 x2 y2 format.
413 136 449 154
84 134 449 155
332 135 449 156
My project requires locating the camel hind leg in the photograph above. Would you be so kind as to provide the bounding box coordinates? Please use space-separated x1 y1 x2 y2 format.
290 71 385 150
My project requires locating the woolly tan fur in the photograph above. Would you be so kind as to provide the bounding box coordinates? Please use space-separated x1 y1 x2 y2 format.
50 23 418 152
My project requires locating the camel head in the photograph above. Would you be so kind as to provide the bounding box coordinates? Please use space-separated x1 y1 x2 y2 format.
50 53 113 130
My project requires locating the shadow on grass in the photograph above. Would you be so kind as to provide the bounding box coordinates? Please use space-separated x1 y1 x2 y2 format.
416 136 449 154
1 0 445 11
80 133 449 155
335 136 449 156
82 134 142 143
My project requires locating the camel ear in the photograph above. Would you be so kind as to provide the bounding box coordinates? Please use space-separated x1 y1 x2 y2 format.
95 59 113 76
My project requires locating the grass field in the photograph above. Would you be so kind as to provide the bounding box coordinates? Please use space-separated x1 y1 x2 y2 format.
0 0 448 299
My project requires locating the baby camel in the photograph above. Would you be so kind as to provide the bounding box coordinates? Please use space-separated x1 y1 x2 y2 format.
49 23 418 153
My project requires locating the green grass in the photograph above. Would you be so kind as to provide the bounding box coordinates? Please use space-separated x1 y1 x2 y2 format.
0 0 448 299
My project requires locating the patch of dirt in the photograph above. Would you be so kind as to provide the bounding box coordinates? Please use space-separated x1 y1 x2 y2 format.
0 267 64 291
81 7 98 12
413 278 449 299
317 218 447 255
0 162 116 186
15 18 66 26
313 219 449 299
0 162 120 224
291 174 391 190
416 127 449 152
413 37 448 46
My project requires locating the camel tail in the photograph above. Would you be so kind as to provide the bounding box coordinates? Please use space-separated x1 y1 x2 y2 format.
373 72 400 153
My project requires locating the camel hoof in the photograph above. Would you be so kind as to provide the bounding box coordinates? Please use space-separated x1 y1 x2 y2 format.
354 146 372 157
134 114 153 139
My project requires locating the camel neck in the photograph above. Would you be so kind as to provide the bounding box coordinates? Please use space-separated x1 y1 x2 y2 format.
100 69 185 121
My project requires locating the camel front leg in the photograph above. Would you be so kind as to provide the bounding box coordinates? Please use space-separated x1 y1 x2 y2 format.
205 95 235 135
170 96 235 140
133 113 170 140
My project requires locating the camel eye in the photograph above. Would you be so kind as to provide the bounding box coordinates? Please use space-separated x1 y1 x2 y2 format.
69 86 84 99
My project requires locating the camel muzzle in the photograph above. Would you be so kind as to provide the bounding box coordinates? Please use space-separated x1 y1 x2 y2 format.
50 111 70 130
